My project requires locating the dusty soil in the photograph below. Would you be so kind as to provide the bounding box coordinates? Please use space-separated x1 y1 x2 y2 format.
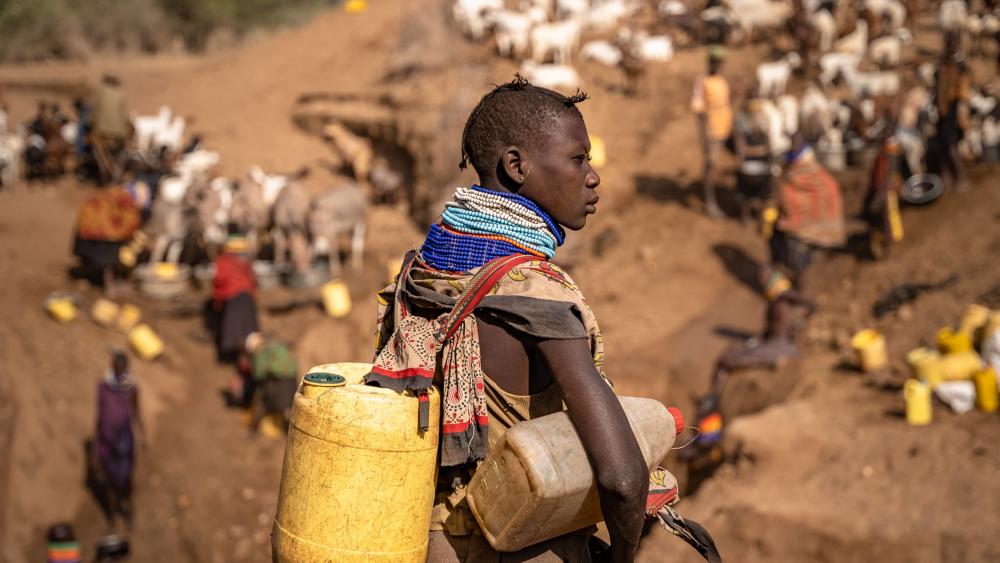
1 1 999 562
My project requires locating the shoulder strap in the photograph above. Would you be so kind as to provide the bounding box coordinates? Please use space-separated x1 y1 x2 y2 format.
435 254 536 343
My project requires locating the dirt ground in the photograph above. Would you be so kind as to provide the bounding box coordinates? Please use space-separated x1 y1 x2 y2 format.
1 1 999 562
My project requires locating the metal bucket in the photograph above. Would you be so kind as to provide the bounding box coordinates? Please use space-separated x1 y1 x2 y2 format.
816 142 847 172
134 263 191 300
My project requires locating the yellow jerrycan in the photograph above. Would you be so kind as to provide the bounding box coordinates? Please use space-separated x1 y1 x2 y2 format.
91 298 120 328
906 347 942 386
45 293 78 323
936 326 973 354
974 368 999 412
321 279 352 318
128 324 164 360
904 379 932 426
851 329 888 373
466 396 677 552
272 363 439 562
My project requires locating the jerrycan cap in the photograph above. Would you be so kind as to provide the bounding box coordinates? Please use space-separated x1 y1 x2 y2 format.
303 372 347 387
667 407 684 436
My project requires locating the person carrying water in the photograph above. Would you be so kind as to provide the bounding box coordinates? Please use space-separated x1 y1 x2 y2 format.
368 77 649 562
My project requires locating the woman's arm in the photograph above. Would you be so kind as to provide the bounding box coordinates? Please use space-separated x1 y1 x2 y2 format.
534 337 648 563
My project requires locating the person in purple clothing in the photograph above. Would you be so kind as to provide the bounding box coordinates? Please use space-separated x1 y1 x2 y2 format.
92 350 145 531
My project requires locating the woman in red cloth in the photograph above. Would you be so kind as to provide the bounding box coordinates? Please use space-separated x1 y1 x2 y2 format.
210 235 258 363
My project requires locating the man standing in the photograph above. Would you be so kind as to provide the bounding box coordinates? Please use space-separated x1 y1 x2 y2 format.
691 47 733 218
91 74 131 184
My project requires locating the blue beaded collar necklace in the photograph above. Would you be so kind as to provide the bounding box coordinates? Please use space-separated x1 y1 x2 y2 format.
419 185 565 272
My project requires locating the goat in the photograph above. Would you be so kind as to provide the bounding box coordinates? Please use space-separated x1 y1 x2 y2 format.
868 27 912 67
453 0 504 40
757 52 802 98
841 65 901 98
586 0 636 33
492 10 535 59
938 0 967 33
520 61 581 92
818 51 861 87
759 98 792 155
308 182 368 278
810 9 837 52
637 34 674 62
863 0 906 31
133 106 186 154
728 0 792 43
581 40 623 66
556 0 589 19
531 18 583 64
834 20 868 56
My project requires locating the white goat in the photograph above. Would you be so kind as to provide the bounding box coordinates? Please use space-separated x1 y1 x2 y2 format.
759 98 792 155
453 0 504 40
638 34 674 62
810 9 837 52
556 0 589 19
841 65 901 98
520 61 582 92
868 27 912 67
580 40 623 66
729 0 792 42
133 106 186 153
864 0 907 31
834 20 868 56
818 51 861 87
493 10 535 58
658 0 687 16
938 0 967 33
586 0 636 32
531 19 583 64
777 94 800 138
757 52 802 98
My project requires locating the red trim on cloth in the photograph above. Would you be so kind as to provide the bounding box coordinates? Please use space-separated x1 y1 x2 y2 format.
369 366 434 380
442 415 490 433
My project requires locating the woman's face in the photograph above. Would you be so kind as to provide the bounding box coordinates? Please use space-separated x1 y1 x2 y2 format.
519 114 601 231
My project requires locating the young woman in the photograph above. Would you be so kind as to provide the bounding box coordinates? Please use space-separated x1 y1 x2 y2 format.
368 78 648 562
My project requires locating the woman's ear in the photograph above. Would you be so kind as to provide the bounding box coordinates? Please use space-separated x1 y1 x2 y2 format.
501 145 527 186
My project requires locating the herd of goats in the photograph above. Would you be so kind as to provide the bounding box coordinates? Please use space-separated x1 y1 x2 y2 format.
1 0 999 291
0 103 389 284
453 0 1000 166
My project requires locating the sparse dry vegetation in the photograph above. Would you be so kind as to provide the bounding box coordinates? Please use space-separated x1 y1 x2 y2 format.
0 0 340 61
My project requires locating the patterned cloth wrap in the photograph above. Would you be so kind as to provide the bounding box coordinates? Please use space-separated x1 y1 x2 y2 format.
77 186 141 242
366 253 606 467
777 152 846 249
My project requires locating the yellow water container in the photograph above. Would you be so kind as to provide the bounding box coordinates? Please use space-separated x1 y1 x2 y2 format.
761 206 779 239
960 304 992 337
128 324 164 360
45 294 78 323
938 351 983 381
974 368 999 412
91 298 120 328
887 191 904 242
851 329 888 373
345 0 367 13
937 326 973 354
116 304 142 332
907 347 942 386
589 135 607 168
321 279 352 318
904 379 932 425
273 363 439 563
153 262 179 280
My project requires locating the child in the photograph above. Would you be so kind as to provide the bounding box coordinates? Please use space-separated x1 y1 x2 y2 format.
368 77 649 562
